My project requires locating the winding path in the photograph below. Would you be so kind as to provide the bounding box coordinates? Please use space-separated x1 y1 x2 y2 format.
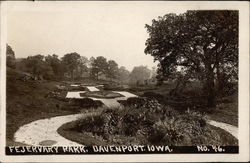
14 88 138 146
14 114 238 146
14 114 83 146
14 86 237 146
207 120 238 138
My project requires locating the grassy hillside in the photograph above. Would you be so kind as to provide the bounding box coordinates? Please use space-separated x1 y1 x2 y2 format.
6 68 80 146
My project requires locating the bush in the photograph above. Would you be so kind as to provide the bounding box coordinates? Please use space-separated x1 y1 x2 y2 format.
142 91 164 102
68 99 237 146
74 105 211 145
74 98 175 143
103 84 125 91
80 91 124 99
70 98 103 109
67 86 88 91
149 111 208 145
73 115 106 139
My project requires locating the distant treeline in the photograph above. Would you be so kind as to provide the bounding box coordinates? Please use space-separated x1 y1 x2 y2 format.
6 44 156 85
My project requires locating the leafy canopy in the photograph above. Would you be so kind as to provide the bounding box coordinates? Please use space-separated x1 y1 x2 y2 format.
145 10 238 82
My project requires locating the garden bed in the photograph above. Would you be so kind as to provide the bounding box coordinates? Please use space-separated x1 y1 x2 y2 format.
80 91 124 99
58 98 238 146
69 98 104 109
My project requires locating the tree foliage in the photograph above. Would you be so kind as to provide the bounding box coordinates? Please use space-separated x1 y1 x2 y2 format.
61 52 81 80
118 66 130 83
90 56 108 79
45 54 65 78
6 44 16 68
76 56 89 78
129 66 151 85
7 45 131 82
25 54 54 79
145 10 238 107
106 60 119 80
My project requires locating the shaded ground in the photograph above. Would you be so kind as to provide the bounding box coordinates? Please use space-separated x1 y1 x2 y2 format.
207 95 238 126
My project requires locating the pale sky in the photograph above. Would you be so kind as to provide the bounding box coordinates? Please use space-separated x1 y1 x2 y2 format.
5 2 187 71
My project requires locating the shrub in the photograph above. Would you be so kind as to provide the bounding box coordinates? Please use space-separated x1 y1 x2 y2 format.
67 86 87 91
148 111 209 145
103 84 125 91
76 115 105 135
71 100 238 146
80 91 124 99
142 91 164 101
72 94 238 146
70 98 103 109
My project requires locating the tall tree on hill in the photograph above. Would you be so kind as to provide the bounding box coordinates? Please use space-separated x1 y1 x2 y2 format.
25 54 54 79
62 52 81 80
6 44 16 68
145 10 238 107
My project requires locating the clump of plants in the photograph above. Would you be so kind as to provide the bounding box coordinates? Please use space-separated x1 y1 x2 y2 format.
68 97 237 146
69 98 103 109
80 91 124 99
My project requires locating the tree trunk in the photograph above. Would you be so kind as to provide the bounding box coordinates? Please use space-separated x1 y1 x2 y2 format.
205 65 216 107
71 70 74 82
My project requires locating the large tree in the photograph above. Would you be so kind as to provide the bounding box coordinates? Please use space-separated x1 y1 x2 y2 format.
129 66 151 85
106 60 119 80
61 52 81 80
76 56 89 78
6 44 16 68
90 56 108 79
118 66 130 83
145 10 238 107
45 54 65 78
25 54 54 79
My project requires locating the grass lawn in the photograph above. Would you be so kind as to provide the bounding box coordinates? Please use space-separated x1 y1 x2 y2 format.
207 95 238 126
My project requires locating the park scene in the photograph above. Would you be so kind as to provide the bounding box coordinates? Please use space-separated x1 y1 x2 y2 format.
6 9 238 147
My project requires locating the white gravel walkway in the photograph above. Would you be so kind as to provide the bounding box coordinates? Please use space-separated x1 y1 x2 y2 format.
207 120 238 138
14 114 83 146
65 89 137 108
66 91 86 99
114 91 137 98
14 88 138 146
86 86 100 91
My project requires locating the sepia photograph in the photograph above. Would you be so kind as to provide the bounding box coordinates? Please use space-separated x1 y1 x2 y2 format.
0 1 249 162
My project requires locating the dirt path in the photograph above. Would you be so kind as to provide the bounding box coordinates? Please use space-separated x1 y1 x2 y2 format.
207 120 238 138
